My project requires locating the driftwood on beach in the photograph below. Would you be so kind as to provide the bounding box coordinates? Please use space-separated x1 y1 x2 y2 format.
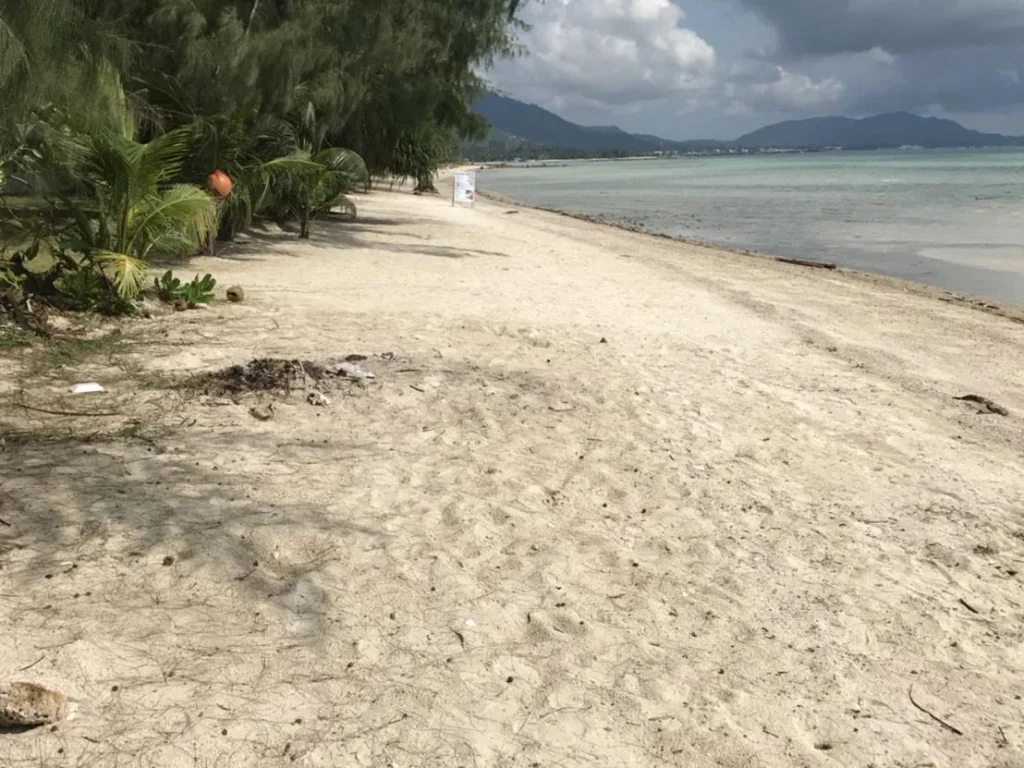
774 256 838 270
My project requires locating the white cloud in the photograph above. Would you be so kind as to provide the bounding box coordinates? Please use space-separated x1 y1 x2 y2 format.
997 68 1021 87
489 0 716 109
725 66 846 113
867 47 896 65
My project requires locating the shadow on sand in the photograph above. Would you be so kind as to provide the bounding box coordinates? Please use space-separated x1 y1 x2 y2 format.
0 425 390 602
189 212 510 263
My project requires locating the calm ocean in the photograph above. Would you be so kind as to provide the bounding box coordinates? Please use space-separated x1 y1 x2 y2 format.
479 149 1024 305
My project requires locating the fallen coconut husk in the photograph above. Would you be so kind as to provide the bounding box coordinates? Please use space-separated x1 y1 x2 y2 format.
0 682 68 729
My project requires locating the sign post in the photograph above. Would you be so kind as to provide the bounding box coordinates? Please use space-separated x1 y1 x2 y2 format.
453 170 476 207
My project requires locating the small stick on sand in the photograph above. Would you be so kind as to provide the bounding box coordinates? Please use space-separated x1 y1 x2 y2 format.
16 402 122 417
909 686 964 736
958 597 981 615
16 657 45 673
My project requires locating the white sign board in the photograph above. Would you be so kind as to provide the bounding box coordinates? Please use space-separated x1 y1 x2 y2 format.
453 171 476 206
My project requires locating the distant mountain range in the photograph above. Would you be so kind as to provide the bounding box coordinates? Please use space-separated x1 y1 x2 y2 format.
471 93 674 152
470 93 1024 157
735 112 1024 149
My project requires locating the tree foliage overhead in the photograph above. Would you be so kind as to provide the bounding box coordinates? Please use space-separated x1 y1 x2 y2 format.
0 0 524 311
1 0 523 161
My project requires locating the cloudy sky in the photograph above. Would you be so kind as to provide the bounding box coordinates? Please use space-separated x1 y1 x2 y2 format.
486 0 1024 140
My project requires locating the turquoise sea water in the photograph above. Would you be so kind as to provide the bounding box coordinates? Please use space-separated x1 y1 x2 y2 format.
479 150 1024 305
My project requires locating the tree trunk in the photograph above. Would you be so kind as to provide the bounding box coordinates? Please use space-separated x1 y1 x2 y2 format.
217 217 237 242
299 208 310 239
245 0 261 33
414 174 438 194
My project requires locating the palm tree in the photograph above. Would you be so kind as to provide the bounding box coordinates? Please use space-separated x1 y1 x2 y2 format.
76 128 218 297
265 103 367 238
277 146 366 239
28 97 217 299
3 0 525 285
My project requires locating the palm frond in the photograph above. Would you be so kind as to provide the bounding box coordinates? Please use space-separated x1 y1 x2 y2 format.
21 125 91 199
136 127 192 189
308 147 367 210
86 133 141 211
128 184 217 258
331 193 357 218
87 59 135 139
93 250 146 298
260 152 321 187
312 147 367 184
0 17 28 91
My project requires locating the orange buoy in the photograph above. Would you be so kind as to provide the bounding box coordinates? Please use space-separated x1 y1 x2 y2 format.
207 169 232 197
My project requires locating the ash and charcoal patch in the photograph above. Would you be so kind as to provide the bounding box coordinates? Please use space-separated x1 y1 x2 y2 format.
196 355 379 399
199 358 330 397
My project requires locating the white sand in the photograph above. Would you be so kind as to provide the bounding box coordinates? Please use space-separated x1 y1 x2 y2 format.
1 186 1023 767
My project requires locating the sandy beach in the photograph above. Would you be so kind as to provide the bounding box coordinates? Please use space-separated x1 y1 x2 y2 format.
1 184 1023 767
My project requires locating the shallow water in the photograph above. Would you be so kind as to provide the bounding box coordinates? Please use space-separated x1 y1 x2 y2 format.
479 150 1024 305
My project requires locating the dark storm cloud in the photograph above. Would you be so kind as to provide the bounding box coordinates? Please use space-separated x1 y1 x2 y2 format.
849 45 1024 114
489 1 1024 138
736 0 1024 57
729 0 1024 117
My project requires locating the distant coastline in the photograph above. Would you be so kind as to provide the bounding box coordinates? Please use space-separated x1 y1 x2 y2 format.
467 93 1024 162
474 144 1024 167
469 142 1024 163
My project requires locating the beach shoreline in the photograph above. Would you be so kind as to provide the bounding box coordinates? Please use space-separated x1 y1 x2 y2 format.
2 185 1023 767
471 171 1024 326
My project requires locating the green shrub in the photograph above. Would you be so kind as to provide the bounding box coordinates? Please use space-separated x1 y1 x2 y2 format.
155 270 217 308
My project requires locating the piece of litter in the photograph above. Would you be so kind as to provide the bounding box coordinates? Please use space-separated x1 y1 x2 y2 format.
337 362 375 380
69 383 105 395
248 404 275 421
306 391 332 407
463 619 476 628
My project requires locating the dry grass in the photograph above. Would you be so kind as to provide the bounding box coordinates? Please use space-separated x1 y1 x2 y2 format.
0 321 33 351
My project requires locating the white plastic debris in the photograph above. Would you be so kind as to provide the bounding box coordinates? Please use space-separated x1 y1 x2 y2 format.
69 382 105 395
463 619 476 628
306 391 332 407
337 362 375 380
